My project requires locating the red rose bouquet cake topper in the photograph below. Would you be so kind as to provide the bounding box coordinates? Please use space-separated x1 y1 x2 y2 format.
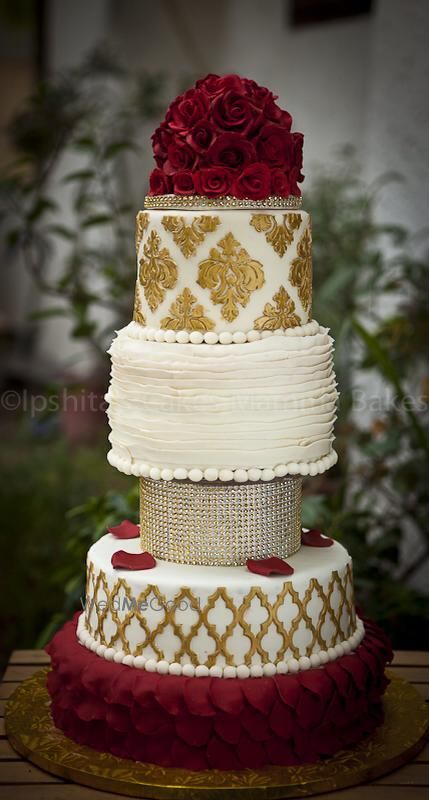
149 74 304 200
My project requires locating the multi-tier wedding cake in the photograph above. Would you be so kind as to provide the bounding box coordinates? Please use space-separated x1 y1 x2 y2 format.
47 74 392 771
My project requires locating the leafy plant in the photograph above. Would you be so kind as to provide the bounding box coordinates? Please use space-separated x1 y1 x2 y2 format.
1 48 164 359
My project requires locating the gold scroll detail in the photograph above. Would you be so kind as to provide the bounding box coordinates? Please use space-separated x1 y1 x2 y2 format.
250 213 302 257
132 282 146 325
254 285 300 330
135 211 149 254
85 562 356 665
161 215 220 258
138 229 178 312
289 222 312 314
160 287 215 332
197 232 265 322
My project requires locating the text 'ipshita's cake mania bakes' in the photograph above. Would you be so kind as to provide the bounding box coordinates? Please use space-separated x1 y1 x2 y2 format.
46 73 392 771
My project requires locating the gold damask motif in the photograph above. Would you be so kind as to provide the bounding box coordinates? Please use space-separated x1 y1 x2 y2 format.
132 282 146 325
254 285 301 330
138 230 178 312
85 562 356 665
135 211 149 254
197 232 265 322
161 215 220 258
289 222 312 314
250 213 302 257
160 287 215 332
6 670 429 798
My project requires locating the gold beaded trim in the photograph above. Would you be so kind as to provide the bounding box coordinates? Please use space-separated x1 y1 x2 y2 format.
144 194 303 211
84 561 356 664
139 476 302 566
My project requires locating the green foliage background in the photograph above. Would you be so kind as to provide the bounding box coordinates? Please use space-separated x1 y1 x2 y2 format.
0 55 428 668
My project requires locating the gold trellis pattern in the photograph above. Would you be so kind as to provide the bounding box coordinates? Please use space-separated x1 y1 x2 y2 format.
85 562 356 666
132 282 146 325
138 229 178 311
161 215 221 258
160 287 215 332
289 222 312 315
135 211 149 254
250 213 302 257
197 232 265 322
254 285 301 330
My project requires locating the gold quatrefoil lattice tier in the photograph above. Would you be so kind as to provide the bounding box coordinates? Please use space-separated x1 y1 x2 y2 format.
139 476 302 566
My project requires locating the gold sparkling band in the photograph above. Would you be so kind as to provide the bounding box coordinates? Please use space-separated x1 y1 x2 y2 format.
139 476 302 566
144 194 303 211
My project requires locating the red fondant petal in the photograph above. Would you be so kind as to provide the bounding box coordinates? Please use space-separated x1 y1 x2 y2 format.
210 678 243 714
111 550 156 570
108 520 139 539
269 698 295 739
207 735 241 770
183 677 215 716
214 712 242 744
301 528 334 547
246 556 294 576
237 732 266 768
175 714 212 746
241 677 276 713
155 675 186 715
240 706 271 741
170 738 208 770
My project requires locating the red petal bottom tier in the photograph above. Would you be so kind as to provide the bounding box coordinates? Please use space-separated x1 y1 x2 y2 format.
46 614 392 771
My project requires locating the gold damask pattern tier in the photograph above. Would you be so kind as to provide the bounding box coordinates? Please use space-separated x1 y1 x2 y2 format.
84 561 356 664
135 209 312 333
139 476 302 566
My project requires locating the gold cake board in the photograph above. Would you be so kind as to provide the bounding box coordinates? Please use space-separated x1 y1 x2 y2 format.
5 668 429 799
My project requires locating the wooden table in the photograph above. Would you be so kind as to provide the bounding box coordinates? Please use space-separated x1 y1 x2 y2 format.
1 650 428 799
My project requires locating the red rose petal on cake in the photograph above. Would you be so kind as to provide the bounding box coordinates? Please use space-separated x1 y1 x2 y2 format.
111 550 156 570
107 520 139 539
246 556 294 577
301 528 334 547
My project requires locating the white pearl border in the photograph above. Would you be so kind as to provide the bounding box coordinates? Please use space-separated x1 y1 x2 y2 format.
107 449 338 482
127 319 320 345
76 614 365 678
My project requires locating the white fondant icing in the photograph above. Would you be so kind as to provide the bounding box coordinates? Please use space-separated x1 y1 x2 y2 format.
106 323 338 478
79 533 364 677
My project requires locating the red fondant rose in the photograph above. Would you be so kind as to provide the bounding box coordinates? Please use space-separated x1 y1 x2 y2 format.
196 73 246 97
166 88 209 134
172 170 195 195
164 140 196 175
233 162 271 200
151 124 172 167
149 168 172 195
271 168 290 196
257 123 295 167
194 167 233 197
186 120 217 153
207 132 256 170
212 90 262 134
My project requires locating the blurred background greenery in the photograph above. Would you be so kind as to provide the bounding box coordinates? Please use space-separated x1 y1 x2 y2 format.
0 44 428 671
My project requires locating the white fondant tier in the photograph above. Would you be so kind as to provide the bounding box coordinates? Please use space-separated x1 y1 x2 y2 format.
106 321 338 478
79 533 362 677
134 208 312 333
